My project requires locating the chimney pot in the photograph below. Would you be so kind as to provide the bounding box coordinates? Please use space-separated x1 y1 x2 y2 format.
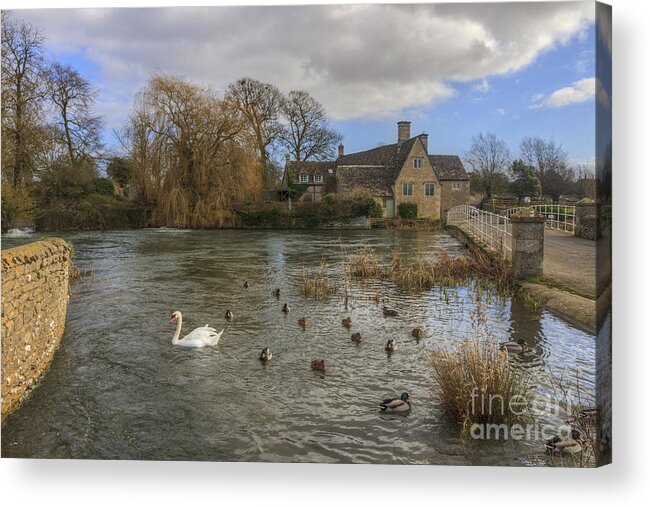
397 121 411 143
338 143 344 157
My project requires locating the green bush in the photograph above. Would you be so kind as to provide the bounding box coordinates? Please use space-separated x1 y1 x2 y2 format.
93 177 115 196
239 206 284 227
398 202 418 219
351 191 382 217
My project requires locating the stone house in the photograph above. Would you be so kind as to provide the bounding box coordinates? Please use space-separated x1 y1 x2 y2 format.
283 121 469 219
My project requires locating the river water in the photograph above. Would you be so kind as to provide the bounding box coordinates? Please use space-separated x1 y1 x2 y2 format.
1 228 595 464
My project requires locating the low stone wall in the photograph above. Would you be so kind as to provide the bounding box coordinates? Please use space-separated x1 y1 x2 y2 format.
1 238 71 419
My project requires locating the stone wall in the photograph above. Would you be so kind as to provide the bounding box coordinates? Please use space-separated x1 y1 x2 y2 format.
394 140 442 219
1 238 71 418
440 180 470 215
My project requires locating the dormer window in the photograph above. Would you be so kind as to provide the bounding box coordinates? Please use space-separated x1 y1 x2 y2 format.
299 174 308 183
413 157 423 169
314 175 323 183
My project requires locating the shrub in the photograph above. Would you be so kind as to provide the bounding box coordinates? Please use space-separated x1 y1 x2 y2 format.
398 202 418 219
351 191 382 217
106 157 134 186
93 177 115 196
1 184 35 231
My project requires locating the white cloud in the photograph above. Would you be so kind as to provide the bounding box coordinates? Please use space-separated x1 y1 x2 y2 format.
473 79 491 93
530 78 596 109
496 108 506 115
15 3 595 124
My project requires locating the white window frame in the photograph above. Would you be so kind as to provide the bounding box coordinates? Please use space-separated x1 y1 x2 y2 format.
413 157 424 169
299 174 308 184
452 181 462 191
402 182 413 196
425 183 436 196
313 175 323 183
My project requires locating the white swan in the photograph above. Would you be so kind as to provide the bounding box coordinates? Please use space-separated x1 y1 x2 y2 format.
169 311 224 348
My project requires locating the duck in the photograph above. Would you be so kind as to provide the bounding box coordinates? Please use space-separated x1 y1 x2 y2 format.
225 310 234 320
545 429 584 455
282 303 290 313
411 327 424 338
341 316 352 328
298 317 309 327
259 347 272 361
168 311 224 348
244 281 250 288
311 359 326 371
274 288 281 297
385 339 398 352
499 338 525 353
379 392 411 413
351 332 363 343
383 306 398 317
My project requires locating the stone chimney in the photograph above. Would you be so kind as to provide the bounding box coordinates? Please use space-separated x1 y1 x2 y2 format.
338 143 344 158
285 153 291 166
397 121 411 143
418 133 428 153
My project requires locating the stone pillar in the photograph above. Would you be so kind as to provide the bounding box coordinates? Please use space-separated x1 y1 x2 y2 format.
575 198 601 240
510 208 545 279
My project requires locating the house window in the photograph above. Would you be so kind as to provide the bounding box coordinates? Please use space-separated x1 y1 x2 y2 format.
413 157 423 169
402 182 413 196
425 183 436 196
299 174 308 183
314 175 323 183
452 182 462 191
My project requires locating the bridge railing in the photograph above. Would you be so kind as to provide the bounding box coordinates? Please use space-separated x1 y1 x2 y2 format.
504 204 575 233
447 205 512 257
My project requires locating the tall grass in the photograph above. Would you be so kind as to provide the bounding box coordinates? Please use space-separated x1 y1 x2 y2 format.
431 338 529 430
301 261 338 301
346 247 513 294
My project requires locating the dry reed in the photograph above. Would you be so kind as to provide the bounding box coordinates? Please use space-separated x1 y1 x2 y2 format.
301 260 338 301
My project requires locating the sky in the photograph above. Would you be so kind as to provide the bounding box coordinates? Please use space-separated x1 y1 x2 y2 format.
12 2 604 167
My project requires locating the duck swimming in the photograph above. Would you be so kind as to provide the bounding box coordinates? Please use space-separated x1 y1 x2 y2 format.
311 359 326 371
351 332 363 343
282 303 290 313
225 310 233 320
298 317 309 327
259 347 272 361
383 306 398 317
341 316 352 328
411 327 424 338
274 288 281 297
243 281 249 288
546 429 584 455
385 339 398 351
380 392 411 413
500 338 525 353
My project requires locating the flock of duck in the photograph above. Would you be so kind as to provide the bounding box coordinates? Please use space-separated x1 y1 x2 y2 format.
168 282 414 413
167 282 591 441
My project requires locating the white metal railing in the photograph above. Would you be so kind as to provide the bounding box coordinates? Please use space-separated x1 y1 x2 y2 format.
504 204 575 233
447 205 512 257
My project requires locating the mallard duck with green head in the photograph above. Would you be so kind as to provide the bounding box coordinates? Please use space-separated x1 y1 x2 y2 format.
500 338 525 353
385 339 398 351
379 392 411 413
546 429 584 455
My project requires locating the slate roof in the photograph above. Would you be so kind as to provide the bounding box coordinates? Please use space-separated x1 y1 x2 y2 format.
336 165 395 196
285 161 336 185
428 155 469 181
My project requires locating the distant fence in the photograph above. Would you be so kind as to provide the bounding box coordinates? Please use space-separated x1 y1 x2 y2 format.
504 204 575 234
447 205 512 257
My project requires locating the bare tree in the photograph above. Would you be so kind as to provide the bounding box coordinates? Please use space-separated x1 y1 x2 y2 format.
280 90 342 161
1 12 48 186
519 136 568 182
464 132 511 198
48 62 103 167
226 78 283 173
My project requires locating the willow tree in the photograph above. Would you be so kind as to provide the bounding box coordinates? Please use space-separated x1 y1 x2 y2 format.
126 75 262 228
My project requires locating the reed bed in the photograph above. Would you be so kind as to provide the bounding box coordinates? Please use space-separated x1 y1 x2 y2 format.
431 338 529 429
301 260 338 301
346 247 514 294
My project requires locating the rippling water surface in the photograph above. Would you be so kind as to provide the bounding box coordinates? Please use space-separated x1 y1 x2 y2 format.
1 229 595 464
